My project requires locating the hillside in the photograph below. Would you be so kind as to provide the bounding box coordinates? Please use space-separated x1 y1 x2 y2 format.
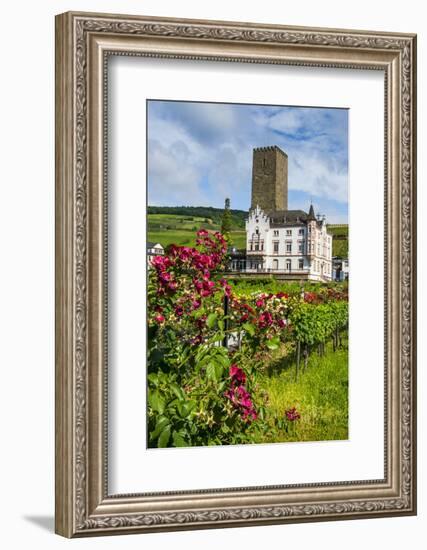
148 207 348 258
148 205 246 228
147 206 247 250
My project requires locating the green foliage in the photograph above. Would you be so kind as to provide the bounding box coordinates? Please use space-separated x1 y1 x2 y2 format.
147 230 349 448
290 302 348 346
228 278 348 298
327 224 349 258
221 198 232 237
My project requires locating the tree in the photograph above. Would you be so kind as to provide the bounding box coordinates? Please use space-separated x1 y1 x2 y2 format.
221 198 232 237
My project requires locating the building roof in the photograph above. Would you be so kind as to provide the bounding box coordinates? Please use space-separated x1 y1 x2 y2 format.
268 209 309 227
147 241 163 249
307 203 316 221
264 205 323 227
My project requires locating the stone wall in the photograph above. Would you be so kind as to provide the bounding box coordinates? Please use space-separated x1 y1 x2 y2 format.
250 146 288 211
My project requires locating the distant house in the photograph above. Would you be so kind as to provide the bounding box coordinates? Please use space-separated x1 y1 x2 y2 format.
332 257 349 282
147 241 164 267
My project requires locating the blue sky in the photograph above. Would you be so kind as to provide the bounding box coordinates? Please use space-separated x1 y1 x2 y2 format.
147 100 348 223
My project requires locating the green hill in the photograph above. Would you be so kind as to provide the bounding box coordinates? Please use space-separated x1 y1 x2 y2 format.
147 206 247 250
147 207 348 258
327 225 349 258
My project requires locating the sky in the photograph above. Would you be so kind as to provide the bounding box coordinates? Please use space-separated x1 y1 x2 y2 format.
147 100 348 224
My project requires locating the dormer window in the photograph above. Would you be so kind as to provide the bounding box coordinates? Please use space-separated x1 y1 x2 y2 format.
255 227 259 235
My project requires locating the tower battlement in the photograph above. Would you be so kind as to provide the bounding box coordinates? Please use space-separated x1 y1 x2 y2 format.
250 145 288 212
253 145 288 157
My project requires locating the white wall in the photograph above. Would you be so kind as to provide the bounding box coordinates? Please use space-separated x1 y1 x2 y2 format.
0 0 424 548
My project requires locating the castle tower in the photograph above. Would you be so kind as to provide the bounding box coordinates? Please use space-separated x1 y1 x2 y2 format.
250 146 288 212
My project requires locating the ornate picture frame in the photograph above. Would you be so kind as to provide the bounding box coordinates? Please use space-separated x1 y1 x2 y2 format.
55 11 417 537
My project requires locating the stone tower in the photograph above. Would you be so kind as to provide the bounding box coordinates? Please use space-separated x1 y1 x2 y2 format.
250 146 288 212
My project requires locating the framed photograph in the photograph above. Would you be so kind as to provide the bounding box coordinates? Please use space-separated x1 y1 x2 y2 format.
55 11 417 537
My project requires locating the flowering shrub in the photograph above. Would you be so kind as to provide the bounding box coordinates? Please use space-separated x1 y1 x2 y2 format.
147 229 349 447
224 365 257 421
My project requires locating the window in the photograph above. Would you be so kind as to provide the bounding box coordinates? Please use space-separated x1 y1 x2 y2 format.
298 228 304 235
298 241 303 253
255 227 259 235
273 241 279 253
286 259 291 271
286 242 292 253
298 259 304 270
273 259 279 270
286 229 292 236
255 243 259 251
273 230 279 237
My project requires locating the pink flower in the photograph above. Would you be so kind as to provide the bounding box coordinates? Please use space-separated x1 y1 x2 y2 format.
197 228 209 237
258 311 273 328
219 278 232 297
154 314 165 324
175 305 184 317
230 364 246 384
151 255 171 270
242 409 258 421
176 247 193 262
193 279 204 292
167 281 178 292
159 271 171 283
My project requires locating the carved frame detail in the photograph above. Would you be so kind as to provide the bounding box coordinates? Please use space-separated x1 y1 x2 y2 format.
55 11 416 537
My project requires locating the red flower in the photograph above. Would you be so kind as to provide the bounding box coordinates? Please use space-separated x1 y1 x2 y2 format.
154 314 165 324
258 311 273 328
230 364 246 384
285 407 301 421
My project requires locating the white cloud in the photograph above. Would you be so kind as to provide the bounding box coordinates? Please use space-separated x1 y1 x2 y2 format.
147 102 348 214
148 140 206 205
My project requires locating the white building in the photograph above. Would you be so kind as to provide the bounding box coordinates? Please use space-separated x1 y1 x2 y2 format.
147 241 164 268
245 204 333 281
242 145 333 281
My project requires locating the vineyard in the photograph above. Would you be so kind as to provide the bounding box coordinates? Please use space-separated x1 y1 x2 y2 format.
147 230 348 447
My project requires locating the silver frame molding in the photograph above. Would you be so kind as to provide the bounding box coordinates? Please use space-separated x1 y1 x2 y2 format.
55 11 417 538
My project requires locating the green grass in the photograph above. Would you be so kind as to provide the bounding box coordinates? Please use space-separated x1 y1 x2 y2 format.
255 342 348 443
